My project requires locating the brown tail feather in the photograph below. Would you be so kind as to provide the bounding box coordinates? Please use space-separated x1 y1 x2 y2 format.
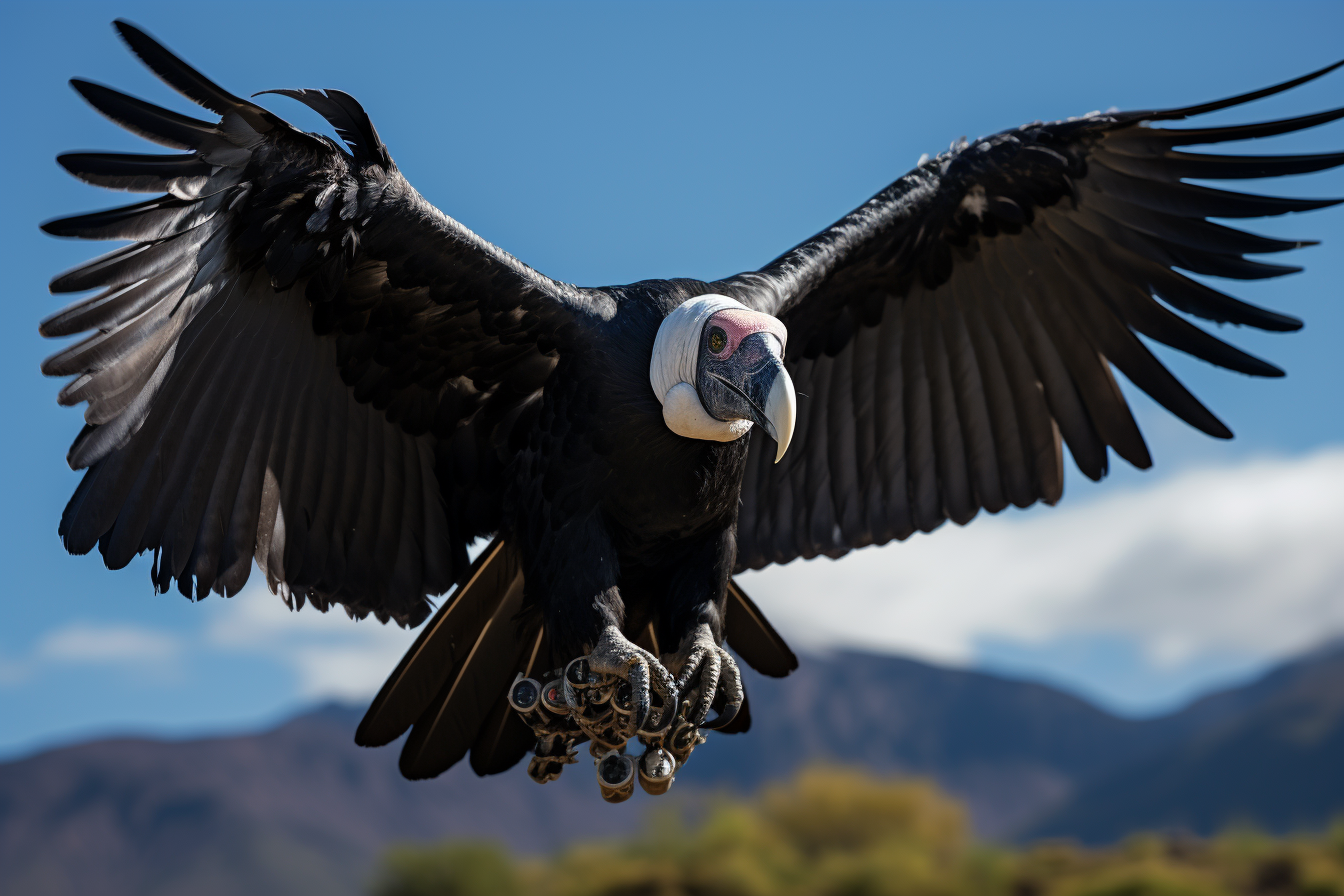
358 549 792 777
398 556 529 779
469 625 549 776
355 538 519 748
725 577 798 678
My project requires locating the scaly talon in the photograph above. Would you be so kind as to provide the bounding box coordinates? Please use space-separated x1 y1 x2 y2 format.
575 625 678 739
669 623 743 730
511 627 689 798
699 655 743 730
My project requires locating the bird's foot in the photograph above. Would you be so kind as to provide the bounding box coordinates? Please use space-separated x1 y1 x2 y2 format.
509 625 708 801
666 622 743 731
566 624 678 741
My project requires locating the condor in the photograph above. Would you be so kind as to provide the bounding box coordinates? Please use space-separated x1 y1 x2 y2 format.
41 21 1343 798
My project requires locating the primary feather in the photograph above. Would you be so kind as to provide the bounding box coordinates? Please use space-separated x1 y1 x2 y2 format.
726 62 1344 569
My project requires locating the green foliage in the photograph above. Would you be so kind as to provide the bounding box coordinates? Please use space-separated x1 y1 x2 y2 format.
371 767 1344 896
370 842 522 896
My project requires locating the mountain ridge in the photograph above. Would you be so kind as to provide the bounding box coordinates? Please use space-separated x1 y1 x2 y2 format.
4 645 1343 896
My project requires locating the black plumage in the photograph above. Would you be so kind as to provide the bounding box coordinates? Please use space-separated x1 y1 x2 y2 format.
40 21 1341 782
728 64 1344 569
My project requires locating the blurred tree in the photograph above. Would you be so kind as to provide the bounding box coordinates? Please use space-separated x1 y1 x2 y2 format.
371 842 522 896
371 767 1344 896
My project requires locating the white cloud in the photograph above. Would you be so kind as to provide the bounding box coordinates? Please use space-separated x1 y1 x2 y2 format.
0 623 184 691
165 450 1344 713
739 448 1344 674
36 623 181 665
205 586 417 701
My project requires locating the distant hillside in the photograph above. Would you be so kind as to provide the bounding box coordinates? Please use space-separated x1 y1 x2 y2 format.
1028 643 1344 842
3 645 1344 896
697 651 1168 835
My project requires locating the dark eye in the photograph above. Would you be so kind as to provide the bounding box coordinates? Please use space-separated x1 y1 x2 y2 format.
708 327 727 354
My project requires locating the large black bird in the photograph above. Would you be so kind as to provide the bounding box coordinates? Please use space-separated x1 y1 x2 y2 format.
41 21 1343 798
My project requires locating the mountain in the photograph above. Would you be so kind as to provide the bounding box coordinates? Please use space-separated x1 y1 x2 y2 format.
3 645 1344 896
1028 643 1344 842
694 651 1169 834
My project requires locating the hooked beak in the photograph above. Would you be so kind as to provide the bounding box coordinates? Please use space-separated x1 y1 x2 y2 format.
705 342 796 463
762 362 796 463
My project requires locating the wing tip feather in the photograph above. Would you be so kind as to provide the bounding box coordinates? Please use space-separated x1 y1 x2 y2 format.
1150 58 1344 121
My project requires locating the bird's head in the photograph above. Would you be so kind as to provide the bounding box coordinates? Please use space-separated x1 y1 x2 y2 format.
650 295 796 462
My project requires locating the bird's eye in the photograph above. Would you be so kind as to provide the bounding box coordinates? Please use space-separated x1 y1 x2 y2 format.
708 327 727 354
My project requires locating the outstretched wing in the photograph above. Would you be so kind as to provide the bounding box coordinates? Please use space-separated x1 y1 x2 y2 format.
41 21 612 624
725 62 1344 571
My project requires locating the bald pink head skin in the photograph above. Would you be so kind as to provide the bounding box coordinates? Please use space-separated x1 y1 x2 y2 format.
703 308 788 360
648 295 796 460
691 306 796 463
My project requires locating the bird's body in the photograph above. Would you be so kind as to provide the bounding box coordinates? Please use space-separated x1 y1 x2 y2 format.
500 282 754 650
41 21 1344 794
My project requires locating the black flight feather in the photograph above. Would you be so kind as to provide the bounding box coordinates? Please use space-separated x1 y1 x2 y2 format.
258 88 391 168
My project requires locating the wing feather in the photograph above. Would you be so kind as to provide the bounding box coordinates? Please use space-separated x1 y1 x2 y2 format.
937 277 1005 514
920 281 977 526
824 334 862 545
1000 233 1149 468
964 257 1064 505
729 61 1342 570
986 239 1110 479
901 290 942 532
43 22 607 622
872 291 913 542
56 152 215 195
847 320 881 546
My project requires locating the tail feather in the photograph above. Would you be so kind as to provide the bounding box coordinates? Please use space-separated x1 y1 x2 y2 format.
469 626 549 776
725 578 798 678
399 560 528 779
355 538 516 748
358 547 797 779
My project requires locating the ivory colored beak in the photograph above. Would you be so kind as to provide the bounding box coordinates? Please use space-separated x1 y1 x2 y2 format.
763 364 796 463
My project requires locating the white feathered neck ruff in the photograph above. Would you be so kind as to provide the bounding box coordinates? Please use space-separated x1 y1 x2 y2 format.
649 295 755 443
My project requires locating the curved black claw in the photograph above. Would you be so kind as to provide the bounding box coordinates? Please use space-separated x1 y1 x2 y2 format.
699 679 744 730
670 623 743 731
574 625 678 738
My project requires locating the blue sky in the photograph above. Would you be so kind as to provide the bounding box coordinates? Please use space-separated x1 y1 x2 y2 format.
2 0 1343 758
